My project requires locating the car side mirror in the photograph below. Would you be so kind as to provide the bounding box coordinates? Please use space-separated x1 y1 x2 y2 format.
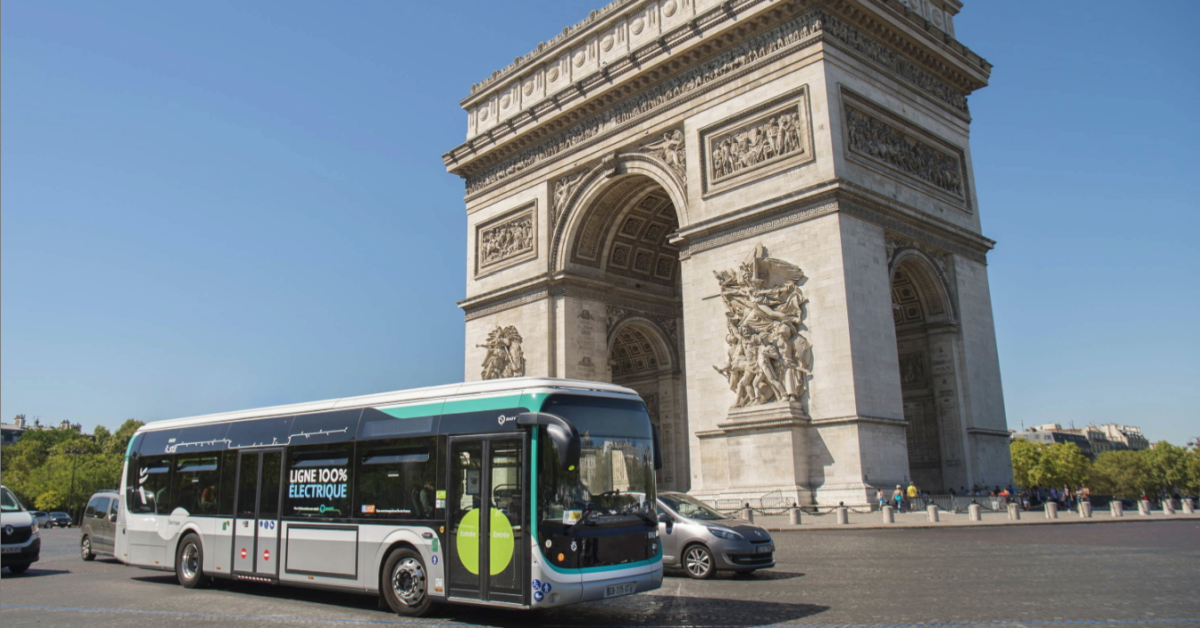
658 513 672 525
109 513 118 522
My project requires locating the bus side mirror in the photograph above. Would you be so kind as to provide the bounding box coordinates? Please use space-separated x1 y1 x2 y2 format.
651 424 664 471
516 412 581 471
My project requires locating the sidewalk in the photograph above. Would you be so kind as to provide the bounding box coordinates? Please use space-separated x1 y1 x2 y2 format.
754 507 1200 531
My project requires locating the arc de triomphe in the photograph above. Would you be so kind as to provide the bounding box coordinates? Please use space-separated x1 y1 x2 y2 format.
445 0 1013 506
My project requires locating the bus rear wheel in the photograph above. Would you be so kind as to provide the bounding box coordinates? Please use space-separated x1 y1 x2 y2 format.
382 548 434 617
175 533 210 589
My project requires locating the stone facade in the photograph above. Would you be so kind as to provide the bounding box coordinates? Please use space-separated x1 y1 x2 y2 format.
447 0 1012 505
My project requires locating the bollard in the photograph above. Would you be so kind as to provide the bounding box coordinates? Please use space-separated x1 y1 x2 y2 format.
1138 500 1151 516
968 504 981 522
1110 501 1123 517
788 505 801 525
1163 499 1175 515
836 507 849 525
1079 502 1092 518
882 505 895 524
1008 503 1021 521
744 507 755 523
1184 498 1195 514
1045 502 1058 519
926 504 939 523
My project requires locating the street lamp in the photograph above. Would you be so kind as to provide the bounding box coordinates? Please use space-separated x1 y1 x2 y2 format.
64 448 85 525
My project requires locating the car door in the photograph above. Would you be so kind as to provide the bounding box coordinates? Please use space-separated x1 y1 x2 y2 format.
102 498 120 552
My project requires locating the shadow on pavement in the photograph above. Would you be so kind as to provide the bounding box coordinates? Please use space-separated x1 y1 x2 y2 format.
1 568 72 579
664 567 805 581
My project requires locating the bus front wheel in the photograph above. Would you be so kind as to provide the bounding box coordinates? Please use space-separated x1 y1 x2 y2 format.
382 548 434 617
175 533 210 589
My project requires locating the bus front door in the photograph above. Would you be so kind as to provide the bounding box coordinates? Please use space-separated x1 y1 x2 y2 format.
232 449 283 578
446 436 526 605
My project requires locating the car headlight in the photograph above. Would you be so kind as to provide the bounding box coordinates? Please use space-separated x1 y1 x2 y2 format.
30 522 39 534
706 527 744 541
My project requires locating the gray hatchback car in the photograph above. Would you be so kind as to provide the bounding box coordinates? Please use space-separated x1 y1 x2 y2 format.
656 492 775 579
79 491 120 561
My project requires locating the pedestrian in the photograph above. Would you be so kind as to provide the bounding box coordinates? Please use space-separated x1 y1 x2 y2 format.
876 487 886 510
893 485 905 512
906 482 919 508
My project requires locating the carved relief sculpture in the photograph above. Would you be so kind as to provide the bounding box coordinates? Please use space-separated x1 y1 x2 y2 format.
476 204 537 275
552 171 585 225
639 129 686 180
712 244 813 408
702 88 814 194
845 105 963 196
478 325 526 380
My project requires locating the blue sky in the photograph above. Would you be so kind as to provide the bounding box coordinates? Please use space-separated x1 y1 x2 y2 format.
2 2 1197 446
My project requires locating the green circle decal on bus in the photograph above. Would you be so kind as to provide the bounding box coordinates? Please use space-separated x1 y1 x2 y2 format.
456 508 514 576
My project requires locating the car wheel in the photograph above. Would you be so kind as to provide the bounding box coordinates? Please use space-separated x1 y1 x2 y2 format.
81 535 96 561
381 548 435 617
175 533 209 589
7 563 30 574
683 544 716 580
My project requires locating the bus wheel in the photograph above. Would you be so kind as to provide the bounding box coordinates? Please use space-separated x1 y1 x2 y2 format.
382 548 434 617
683 544 716 580
81 535 96 561
175 534 210 589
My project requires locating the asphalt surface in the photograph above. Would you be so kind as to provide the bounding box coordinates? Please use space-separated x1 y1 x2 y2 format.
2 521 1198 627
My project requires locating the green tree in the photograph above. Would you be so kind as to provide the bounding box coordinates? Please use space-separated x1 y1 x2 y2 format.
1090 450 1152 499
1010 439 1045 488
104 419 143 456
1143 441 1189 494
35 490 66 511
1042 442 1090 487
1185 449 1200 495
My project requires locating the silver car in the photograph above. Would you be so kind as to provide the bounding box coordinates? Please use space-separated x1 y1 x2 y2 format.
656 492 775 579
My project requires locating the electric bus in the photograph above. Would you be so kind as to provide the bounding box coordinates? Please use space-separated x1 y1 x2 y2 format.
108 378 663 616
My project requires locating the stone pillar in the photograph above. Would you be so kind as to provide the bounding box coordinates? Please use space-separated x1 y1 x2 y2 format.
1079 502 1092 518
882 506 894 524
743 505 755 522
1163 499 1175 515
1138 500 1151 516
1184 498 1195 514
968 504 981 522
1045 502 1058 519
1007 503 1020 521
789 505 801 525
836 507 849 525
926 504 939 523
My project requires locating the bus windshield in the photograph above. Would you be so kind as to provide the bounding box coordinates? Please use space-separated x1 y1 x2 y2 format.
538 394 656 526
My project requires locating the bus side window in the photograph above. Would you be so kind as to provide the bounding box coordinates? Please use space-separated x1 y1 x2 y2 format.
356 437 436 520
175 455 220 516
133 456 173 515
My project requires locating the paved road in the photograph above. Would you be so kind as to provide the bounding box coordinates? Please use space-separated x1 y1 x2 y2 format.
3 521 1198 627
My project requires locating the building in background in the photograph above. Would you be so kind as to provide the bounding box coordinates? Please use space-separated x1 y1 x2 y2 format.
1011 423 1150 460
1098 424 1149 451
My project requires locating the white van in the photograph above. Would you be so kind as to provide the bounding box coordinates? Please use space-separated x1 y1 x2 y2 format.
1 485 42 574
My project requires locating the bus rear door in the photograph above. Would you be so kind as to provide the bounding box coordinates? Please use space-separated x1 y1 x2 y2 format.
232 449 283 578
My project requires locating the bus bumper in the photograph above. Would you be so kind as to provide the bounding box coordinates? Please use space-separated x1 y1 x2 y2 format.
578 564 663 603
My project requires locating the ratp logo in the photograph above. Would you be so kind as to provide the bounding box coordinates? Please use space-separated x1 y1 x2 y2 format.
497 414 516 426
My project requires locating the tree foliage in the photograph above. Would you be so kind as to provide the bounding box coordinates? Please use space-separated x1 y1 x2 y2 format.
0 418 143 516
1090 451 1152 499
1014 438 1200 498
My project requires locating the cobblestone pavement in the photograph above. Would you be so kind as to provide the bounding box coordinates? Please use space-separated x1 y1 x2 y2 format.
3 522 1198 627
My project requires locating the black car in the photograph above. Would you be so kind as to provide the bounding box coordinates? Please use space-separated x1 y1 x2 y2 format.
48 511 72 528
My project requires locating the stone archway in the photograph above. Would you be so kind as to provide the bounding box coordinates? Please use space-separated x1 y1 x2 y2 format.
890 251 965 493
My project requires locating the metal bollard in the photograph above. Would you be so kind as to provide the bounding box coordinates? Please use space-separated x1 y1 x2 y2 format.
1008 503 1020 521
882 505 895 524
1111 501 1123 517
926 504 939 523
788 505 801 525
1163 499 1175 515
1184 498 1195 514
968 504 981 522
1138 500 1151 516
1045 502 1058 519
1079 502 1092 518
836 507 849 525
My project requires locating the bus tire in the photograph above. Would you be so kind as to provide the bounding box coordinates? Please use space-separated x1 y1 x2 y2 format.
175 533 210 589
381 548 434 617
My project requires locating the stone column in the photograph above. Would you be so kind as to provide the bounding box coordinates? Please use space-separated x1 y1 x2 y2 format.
1184 498 1195 514
882 505 894 524
926 504 939 522
1045 502 1058 519
968 504 981 521
1079 502 1092 518
836 507 849 525
743 505 755 522
1138 500 1151 516
1163 499 1175 515
1007 503 1020 521
789 505 801 525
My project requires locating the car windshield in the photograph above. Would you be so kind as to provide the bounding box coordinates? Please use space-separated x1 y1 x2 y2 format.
660 493 727 521
1 488 24 512
538 394 657 525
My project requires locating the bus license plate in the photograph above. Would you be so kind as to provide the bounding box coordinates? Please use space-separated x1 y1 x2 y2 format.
756 544 774 553
604 582 636 598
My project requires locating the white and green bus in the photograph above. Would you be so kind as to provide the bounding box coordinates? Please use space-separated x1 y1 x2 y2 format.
111 378 662 616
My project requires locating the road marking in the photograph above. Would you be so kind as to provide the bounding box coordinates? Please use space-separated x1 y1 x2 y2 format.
1 606 1197 628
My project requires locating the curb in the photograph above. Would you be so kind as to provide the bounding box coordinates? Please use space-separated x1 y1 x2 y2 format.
765 513 1200 532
